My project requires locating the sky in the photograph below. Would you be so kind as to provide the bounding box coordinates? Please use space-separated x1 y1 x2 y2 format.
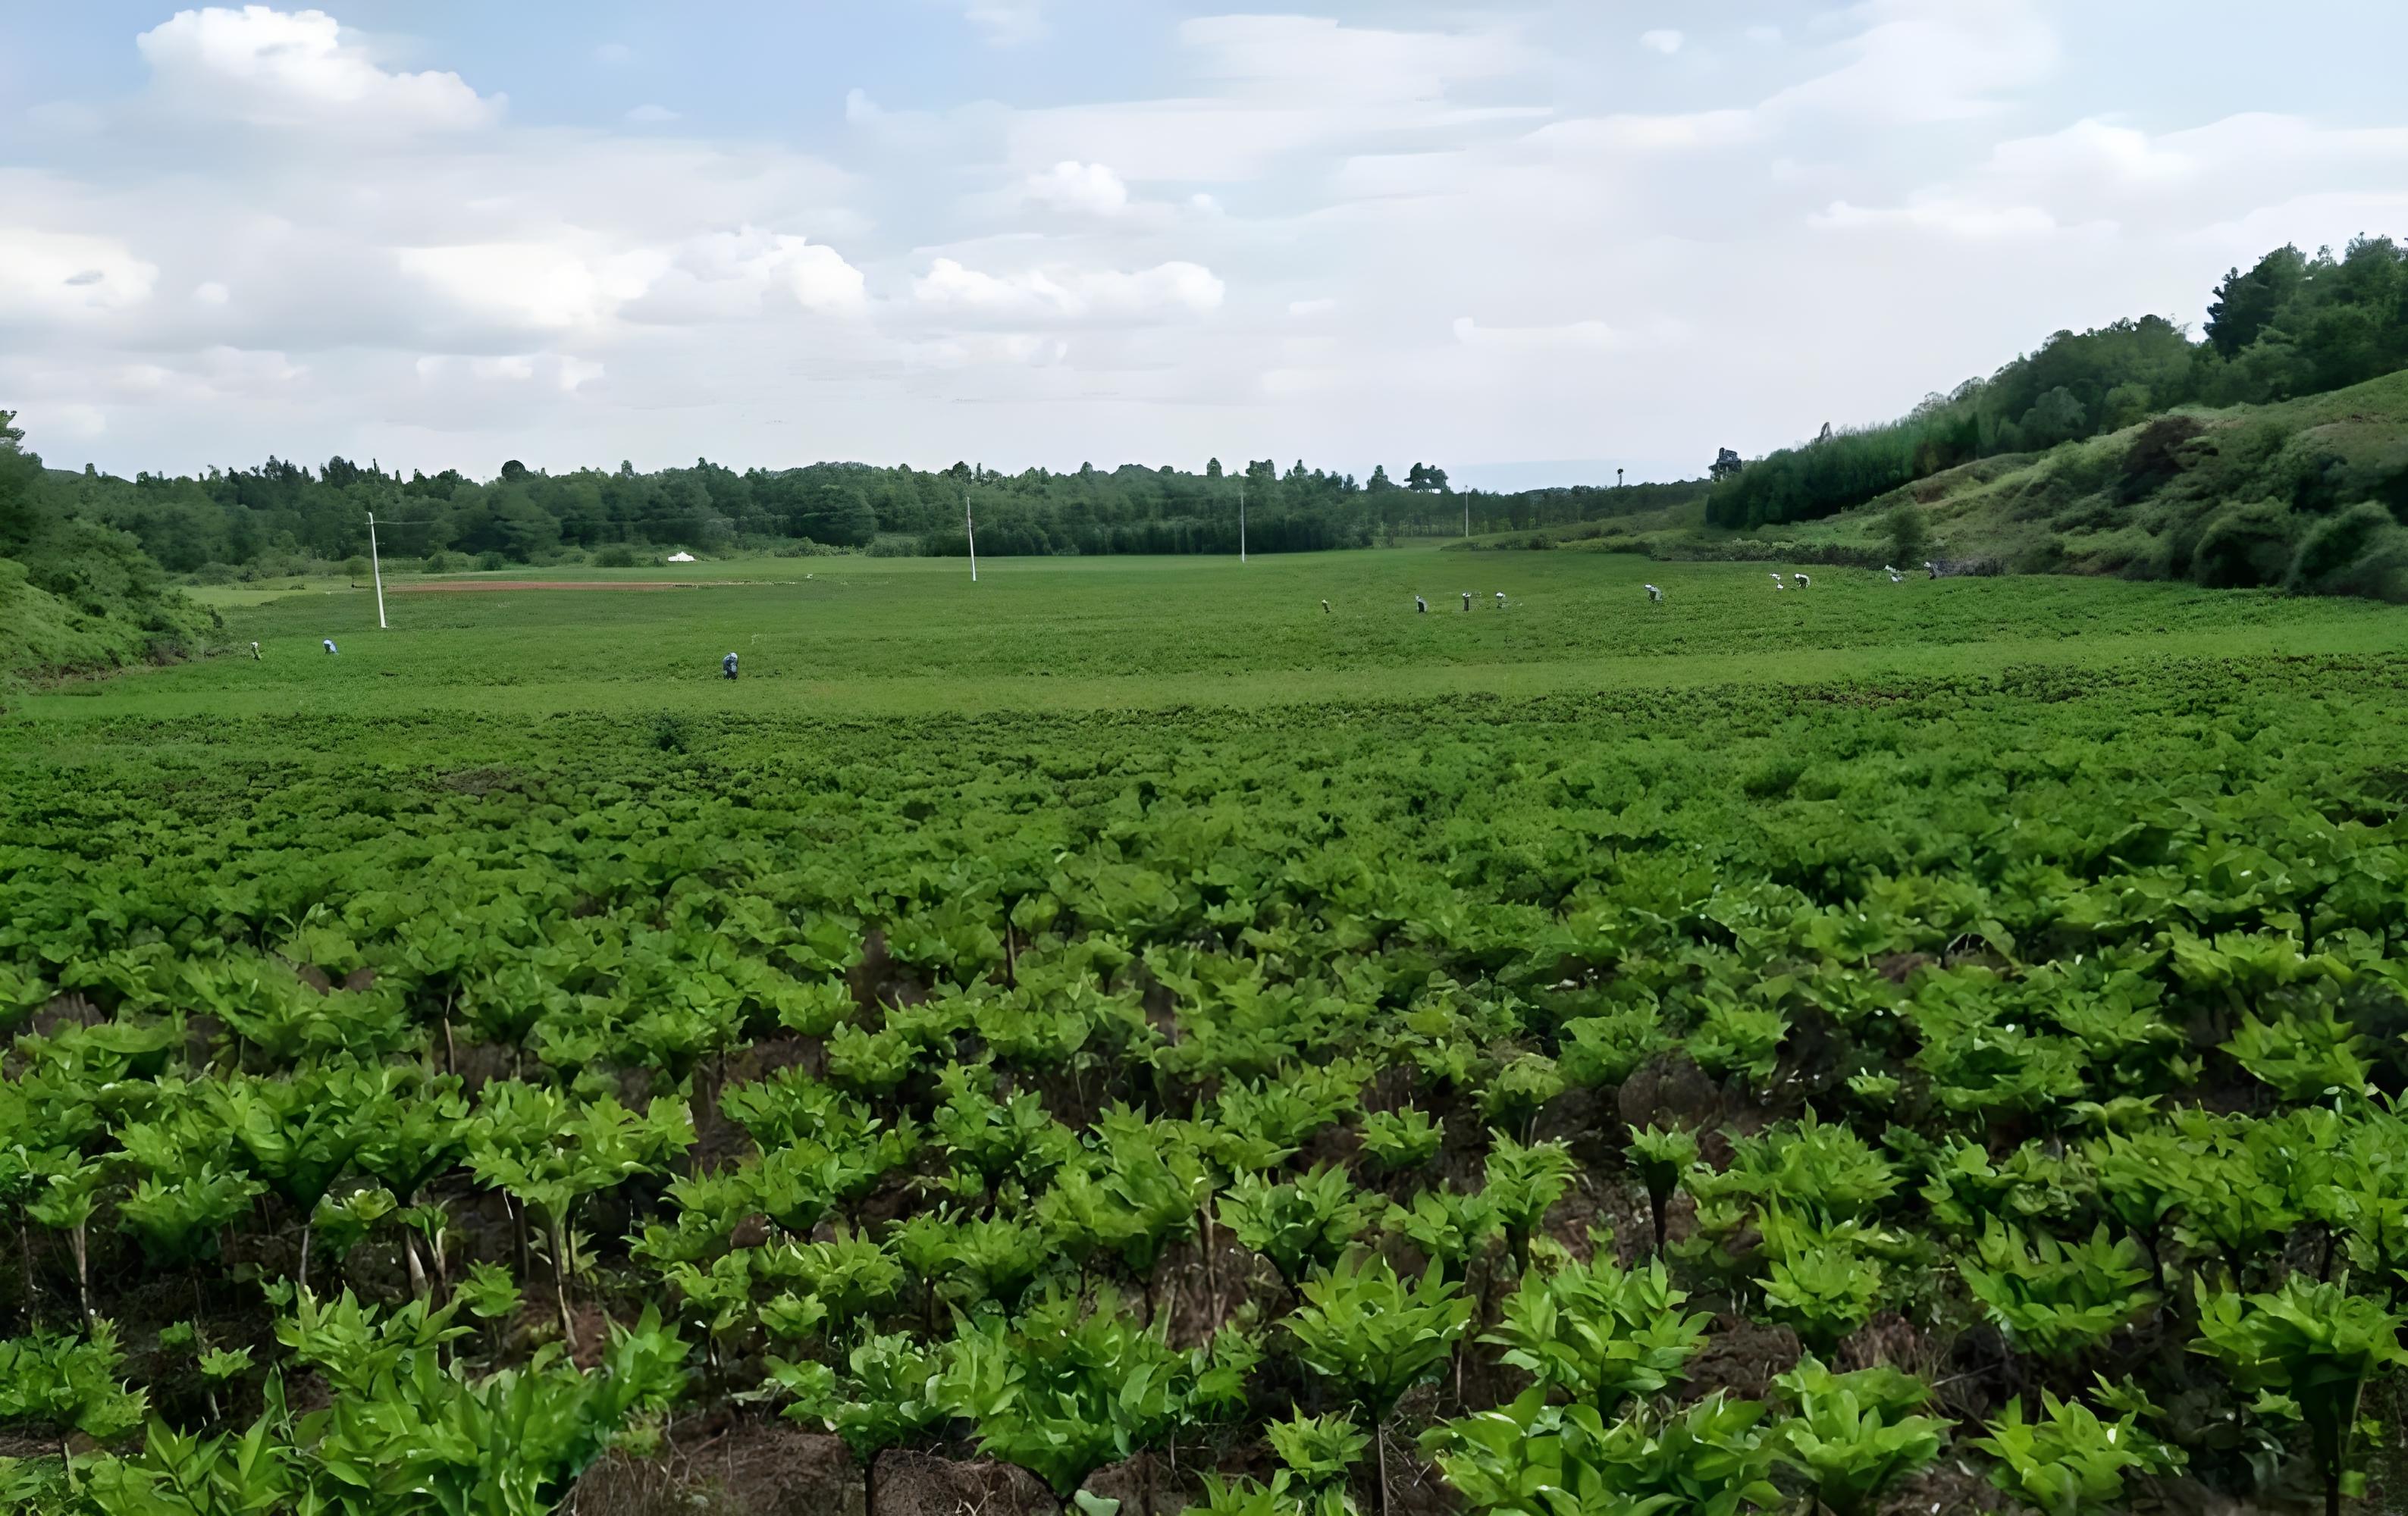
3 2 2406 490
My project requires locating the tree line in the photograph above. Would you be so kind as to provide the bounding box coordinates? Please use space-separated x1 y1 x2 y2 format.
35 449 1702 576
1709 236 2408 528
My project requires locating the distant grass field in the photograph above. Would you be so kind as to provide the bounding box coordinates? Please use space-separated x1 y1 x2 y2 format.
12 547 2400 736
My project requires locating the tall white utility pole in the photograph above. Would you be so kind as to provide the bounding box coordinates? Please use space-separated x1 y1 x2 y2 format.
1463 497 1469 538
1238 479 1246 564
964 489 978 583
366 511 387 629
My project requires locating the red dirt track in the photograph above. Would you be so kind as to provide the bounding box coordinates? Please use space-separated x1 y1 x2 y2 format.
389 580 709 594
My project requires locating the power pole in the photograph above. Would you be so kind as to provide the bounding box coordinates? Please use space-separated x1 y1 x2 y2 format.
1463 497 1469 538
1239 479 1246 564
964 489 978 583
366 511 387 629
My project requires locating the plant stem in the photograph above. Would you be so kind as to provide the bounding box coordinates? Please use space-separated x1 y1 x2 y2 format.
71 1223 89 1322
552 1217 578 1349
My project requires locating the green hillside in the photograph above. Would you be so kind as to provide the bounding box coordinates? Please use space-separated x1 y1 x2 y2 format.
1783 369 2408 594
0 410 219 688
1556 371 2408 599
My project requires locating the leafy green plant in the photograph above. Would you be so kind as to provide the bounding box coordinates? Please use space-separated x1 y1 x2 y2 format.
1487 1253 1707 1415
1383 1187 1497 1281
1221 1165 1374 1291
1287 1254 1474 1516
0 1322 148 1459
1975 1392 2180 1516
1960 1222 2158 1358
1424 1387 1782 1516
934 1289 1197 1500
1757 1235 1884 1358
466 1083 693 1347
1268 1410 1369 1499
770 1330 945 1483
1689 1002 1789 1085
1481 1134 1581 1276
1625 1125 1698 1256
1773 1356 1947 1516
2192 1275 2408 1516
1359 1107 1444 1171
2221 1005 2371 1101
1481 1054 1566 1137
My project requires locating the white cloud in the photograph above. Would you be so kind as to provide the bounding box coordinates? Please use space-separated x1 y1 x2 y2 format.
622 228 868 321
1023 161 1129 217
135 6 503 131
1452 317 1641 352
626 104 680 125
1005 14 1544 181
416 352 602 393
11 0 2408 484
1639 30 1683 56
397 227 867 335
195 343 308 394
594 42 634 66
1811 199 2062 238
964 3 1046 47
0 231 158 319
904 332 1068 370
396 243 644 334
47 404 111 440
911 258 1224 324
1825 114 2408 243
1764 0 2058 125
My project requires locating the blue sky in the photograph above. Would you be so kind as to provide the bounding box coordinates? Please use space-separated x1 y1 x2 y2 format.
4 2 2406 487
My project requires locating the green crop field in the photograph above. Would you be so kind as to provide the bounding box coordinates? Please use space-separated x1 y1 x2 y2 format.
6 547 2408 1516
16 546 2403 726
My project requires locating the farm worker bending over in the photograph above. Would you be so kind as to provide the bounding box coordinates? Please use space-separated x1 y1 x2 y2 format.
1461 592 1472 611
250 641 261 659
1414 595 1427 613
1321 600 1330 614
322 639 337 655
722 652 739 680
1494 592 1507 609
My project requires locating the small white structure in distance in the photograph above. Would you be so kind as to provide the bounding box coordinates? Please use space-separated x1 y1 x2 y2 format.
665 551 697 563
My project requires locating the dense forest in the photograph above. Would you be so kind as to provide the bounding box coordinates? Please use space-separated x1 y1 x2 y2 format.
1710 236 2408 528
33 445 1704 578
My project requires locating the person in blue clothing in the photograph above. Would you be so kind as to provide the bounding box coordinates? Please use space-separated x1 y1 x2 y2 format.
322 639 337 655
722 651 738 680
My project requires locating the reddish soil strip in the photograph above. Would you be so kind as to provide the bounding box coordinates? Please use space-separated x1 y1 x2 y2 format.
390 580 711 594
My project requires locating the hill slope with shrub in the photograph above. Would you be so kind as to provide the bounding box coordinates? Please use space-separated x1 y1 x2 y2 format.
0 411 218 686
1770 368 2408 595
1706 236 2408 536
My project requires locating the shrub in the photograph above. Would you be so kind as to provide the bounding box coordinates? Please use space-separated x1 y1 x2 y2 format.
1884 502 1931 564
592 545 639 568
2190 499 2296 588
2287 500 2407 597
475 550 508 572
